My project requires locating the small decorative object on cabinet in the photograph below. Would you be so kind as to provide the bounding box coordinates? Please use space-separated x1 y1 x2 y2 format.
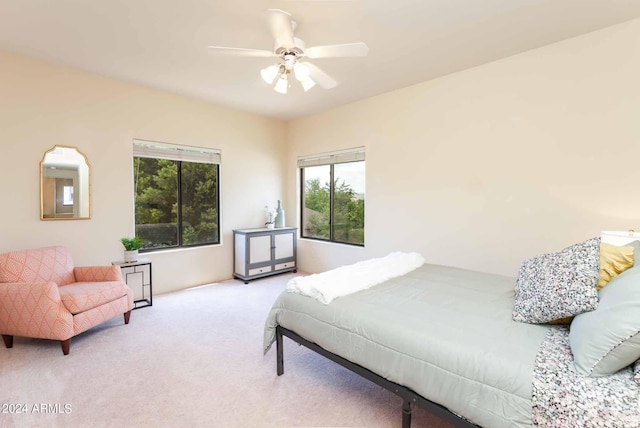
264 205 277 229
233 227 297 284
275 200 285 228
112 258 152 309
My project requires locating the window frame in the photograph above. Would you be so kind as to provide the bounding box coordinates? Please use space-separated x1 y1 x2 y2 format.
298 148 365 247
133 140 221 253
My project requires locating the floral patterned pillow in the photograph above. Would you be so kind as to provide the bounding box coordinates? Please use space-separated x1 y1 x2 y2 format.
512 237 600 324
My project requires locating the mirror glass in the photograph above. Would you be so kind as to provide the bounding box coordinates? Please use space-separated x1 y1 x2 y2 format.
40 145 91 220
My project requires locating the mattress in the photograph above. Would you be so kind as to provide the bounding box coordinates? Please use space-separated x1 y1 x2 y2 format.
264 263 551 427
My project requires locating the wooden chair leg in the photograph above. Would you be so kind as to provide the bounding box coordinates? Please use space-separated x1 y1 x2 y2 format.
60 339 70 355
2 334 13 349
124 310 131 324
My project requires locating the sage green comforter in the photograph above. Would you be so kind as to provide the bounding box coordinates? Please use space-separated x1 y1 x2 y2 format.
264 264 551 427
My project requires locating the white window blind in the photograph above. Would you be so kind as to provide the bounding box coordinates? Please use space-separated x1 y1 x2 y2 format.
297 147 365 168
133 139 221 164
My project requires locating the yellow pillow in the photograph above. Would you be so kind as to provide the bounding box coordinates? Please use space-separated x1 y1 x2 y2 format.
597 242 634 290
548 316 574 325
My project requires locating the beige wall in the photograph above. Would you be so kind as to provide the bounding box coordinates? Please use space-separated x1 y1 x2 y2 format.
287 18 640 276
3 17 640 291
0 51 287 294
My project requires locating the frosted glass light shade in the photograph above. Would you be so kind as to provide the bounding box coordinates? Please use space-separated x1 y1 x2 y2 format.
601 230 640 245
293 63 311 81
260 65 279 84
274 75 288 94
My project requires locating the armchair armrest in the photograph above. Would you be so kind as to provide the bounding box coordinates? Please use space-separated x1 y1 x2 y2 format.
0 282 73 340
74 266 124 282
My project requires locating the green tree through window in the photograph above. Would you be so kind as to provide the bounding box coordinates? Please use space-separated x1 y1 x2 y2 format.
301 160 365 246
134 157 219 250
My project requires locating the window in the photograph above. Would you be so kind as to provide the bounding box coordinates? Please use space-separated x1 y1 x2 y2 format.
299 148 365 246
62 185 74 206
133 140 220 251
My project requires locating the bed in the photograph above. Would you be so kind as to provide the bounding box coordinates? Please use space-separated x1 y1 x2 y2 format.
263 242 640 427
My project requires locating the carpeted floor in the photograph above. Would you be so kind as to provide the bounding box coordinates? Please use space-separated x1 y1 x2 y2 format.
0 272 453 428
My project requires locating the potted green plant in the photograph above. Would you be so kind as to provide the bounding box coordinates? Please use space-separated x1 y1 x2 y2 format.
120 236 141 262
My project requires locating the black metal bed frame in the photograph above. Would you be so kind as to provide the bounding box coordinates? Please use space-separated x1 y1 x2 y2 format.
276 326 480 428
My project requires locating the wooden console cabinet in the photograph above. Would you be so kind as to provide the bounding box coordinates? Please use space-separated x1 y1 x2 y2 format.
233 227 297 283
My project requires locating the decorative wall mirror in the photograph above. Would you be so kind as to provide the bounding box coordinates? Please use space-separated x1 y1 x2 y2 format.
40 145 91 220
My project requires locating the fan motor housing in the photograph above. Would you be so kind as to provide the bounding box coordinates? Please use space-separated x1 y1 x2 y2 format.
275 37 305 58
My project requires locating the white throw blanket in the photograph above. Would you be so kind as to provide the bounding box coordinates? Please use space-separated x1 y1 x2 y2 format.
286 251 425 304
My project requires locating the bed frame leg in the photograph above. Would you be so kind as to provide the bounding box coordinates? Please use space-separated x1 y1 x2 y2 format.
276 326 284 376
402 400 412 428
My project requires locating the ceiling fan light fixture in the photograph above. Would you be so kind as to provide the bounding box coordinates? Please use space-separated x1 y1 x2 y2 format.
274 74 289 94
210 9 368 95
260 65 279 84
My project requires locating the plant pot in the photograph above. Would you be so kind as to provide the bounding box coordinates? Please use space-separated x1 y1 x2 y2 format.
266 223 275 229
124 250 138 262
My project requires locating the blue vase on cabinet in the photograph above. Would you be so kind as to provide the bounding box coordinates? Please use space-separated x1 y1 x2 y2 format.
275 200 285 228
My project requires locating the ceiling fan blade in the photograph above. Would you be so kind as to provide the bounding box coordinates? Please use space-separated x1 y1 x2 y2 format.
305 42 369 59
266 9 295 48
303 62 338 89
207 46 275 58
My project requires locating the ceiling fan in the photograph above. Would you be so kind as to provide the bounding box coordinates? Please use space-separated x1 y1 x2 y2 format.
208 9 369 94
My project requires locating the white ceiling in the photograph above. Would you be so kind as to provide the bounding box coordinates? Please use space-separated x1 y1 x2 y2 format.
1 0 640 121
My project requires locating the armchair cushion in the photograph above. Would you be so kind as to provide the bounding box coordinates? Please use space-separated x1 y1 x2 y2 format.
58 281 130 314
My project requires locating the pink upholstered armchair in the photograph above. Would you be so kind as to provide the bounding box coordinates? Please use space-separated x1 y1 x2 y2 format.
0 246 133 355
